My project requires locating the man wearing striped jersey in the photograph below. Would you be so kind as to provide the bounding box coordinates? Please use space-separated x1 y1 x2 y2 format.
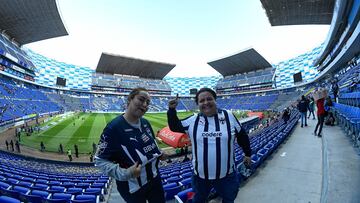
168 88 251 203
95 88 165 203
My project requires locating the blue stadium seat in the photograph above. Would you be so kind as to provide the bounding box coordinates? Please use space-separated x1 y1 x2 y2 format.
179 177 192 189
47 186 66 193
174 188 193 203
61 182 76 188
83 188 103 201
0 196 21 203
50 192 72 202
164 185 182 200
30 183 49 190
0 181 10 190
71 194 97 203
166 176 182 184
65 187 83 195
162 182 177 190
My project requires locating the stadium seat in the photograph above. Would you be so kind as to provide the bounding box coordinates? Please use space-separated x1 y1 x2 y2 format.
16 181 33 188
61 182 76 188
162 182 177 190
50 192 72 202
83 188 103 201
47 186 66 193
0 196 21 203
65 187 83 195
179 177 192 189
0 181 10 190
71 194 97 203
166 176 182 184
30 183 49 190
164 185 182 200
76 182 91 189
174 188 193 203
180 172 192 179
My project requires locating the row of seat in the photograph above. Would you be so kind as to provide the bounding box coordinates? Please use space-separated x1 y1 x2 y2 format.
332 102 360 147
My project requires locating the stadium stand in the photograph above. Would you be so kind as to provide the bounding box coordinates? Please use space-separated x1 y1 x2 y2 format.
0 0 359 202
0 150 110 203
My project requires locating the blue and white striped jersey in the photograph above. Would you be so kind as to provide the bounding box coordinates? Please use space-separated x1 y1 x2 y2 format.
169 109 248 180
95 115 161 193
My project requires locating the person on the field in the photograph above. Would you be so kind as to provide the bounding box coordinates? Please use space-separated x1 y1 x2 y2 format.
67 149 73 161
15 140 20 153
167 87 252 203
40 141 45 152
74 144 79 158
10 140 14 151
95 88 166 203
58 143 64 154
5 140 8 151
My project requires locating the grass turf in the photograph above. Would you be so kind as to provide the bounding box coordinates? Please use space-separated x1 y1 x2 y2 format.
21 112 193 153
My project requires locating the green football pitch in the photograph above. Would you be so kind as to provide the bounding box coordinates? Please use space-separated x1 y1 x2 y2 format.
21 112 193 154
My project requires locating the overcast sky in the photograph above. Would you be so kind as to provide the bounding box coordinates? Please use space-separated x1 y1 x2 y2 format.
25 0 330 77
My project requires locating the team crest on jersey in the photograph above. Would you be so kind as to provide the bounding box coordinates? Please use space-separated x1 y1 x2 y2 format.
219 117 226 124
198 118 205 125
141 133 150 143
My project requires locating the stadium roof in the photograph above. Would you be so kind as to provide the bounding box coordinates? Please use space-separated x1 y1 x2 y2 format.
260 0 335 26
207 48 272 76
96 53 176 79
0 0 68 45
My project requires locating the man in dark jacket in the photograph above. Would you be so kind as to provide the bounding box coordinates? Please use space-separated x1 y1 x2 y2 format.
282 108 291 124
297 95 308 127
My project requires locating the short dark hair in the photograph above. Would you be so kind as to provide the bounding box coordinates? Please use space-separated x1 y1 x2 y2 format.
127 87 148 105
195 87 217 105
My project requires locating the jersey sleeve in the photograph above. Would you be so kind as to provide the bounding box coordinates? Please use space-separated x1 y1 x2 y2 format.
95 125 118 161
94 125 134 181
230 111 242 133
230 111 252 157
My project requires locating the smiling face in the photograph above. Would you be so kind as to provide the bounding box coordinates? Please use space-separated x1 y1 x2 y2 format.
127 91 151 120
197 91 217 117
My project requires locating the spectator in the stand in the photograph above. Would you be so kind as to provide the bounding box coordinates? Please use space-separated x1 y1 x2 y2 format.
308 97 316 119
5 140 8 150
331 79 339 102
324 96 333 116
167 87 251 203
282 108 290 124
349 73 360 92
314 97 326 137
297 95 308 127
95 88 166 203
325 112 336 126
74 144 79 158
